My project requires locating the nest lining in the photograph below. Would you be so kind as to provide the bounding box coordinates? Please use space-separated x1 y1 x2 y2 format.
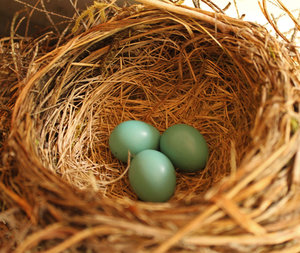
13 9 262 202
1 1 300 252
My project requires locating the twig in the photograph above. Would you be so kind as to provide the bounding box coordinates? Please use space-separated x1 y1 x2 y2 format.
14 223 66 253
291 11 300 43
0 182 36 224
24 0 40 37
259 0 290 42
102 156 130 186
276 0 300 30
68 0 88 30
135 0 236 34
223 2 231 12
202 0 225 14
10 10 24 81
40 0 60 35
233 0 240 19
43 226 120 253
13 0 73 20
192 0 200 9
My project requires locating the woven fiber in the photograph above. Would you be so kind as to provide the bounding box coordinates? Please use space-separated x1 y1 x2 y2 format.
1 1 300 252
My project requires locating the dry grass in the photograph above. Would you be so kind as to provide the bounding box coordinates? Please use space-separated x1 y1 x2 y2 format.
1 0 300 252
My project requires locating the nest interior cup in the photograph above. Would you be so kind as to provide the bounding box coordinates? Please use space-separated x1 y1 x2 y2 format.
11 5 262 200
4 1 300 252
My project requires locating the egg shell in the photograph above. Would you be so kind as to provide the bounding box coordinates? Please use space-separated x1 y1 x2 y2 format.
129 149 176 202
160 124 209 172
109 120 160 163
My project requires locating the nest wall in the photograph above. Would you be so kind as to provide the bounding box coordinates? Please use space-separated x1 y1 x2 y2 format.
1 1 300 252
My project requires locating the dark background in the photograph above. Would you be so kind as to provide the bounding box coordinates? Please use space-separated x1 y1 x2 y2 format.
0 0 136 37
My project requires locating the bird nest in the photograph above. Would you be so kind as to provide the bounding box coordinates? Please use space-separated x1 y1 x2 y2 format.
1 0 300 252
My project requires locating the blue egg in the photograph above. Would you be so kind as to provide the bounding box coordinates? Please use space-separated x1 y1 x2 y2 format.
109 120 160 162
160 124 209 172
129 149 176 202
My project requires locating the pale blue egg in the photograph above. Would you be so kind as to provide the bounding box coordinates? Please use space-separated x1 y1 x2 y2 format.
109 120 160 162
